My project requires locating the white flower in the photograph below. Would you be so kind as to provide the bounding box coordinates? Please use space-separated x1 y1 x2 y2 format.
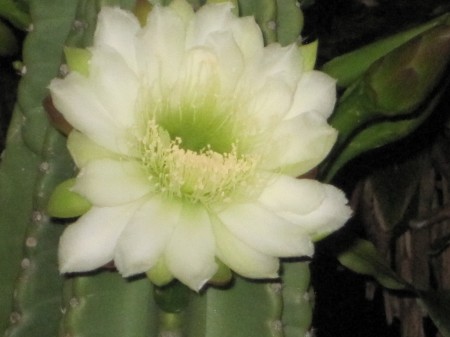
49 0 351 290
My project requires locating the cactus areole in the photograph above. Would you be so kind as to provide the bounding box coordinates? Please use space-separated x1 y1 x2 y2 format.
48 0 351 291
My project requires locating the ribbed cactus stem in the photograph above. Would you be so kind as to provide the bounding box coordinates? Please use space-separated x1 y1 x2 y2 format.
282 261 314 337
0 1 314 337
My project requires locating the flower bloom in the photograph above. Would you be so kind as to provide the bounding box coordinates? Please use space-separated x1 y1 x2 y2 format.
49 0 351 290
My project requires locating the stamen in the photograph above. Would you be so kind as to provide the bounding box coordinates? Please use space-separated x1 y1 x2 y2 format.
139 120 258 205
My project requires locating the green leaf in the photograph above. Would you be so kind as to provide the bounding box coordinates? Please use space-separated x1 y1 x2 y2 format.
338 239 410 290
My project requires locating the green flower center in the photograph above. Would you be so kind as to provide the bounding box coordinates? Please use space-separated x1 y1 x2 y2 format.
139 115 258 205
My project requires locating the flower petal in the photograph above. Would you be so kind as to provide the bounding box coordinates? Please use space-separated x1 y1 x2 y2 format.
211 216 279 278
217 202 314 257
67 131 118 168
230 16 264 62
203 32 244 97
258 44 303 90
186 2 234 47
285 71 337 119
49 74 131 155
58 204 137 273
138 4 188 91
263 112 337 176
258 175 327 215
73 159 151 206
269 183 352 238
114 197 181 276
94 7 140 71
89 46 139 128
164 206 217 290
241 78 293 135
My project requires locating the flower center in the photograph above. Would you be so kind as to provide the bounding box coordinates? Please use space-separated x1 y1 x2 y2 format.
139 120 258 205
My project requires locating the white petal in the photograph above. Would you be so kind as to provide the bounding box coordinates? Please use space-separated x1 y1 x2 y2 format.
73 159 151 206
94 7 140 71
259 175 327 215
263 112 337 176
285 71 337 119
67 131 118 168
186 2 234 47
217 203 314 257
241 78 293 133
138 5 187 90
59 204 137 273
203 32 244 97
49 74 132 156
211 216 279 278
172 47 221 103
258 44 303 90
89 46 139 128
114 197 181 276
165 206 217 290
272 184 352 238
230 16 264 62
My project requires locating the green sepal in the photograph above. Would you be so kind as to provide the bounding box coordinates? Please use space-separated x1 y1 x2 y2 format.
208 258 233 286
47 178 91 218
322 13 450 87
64 46 91 76
146 259 174 287
133 0 153 26
300 39 318 71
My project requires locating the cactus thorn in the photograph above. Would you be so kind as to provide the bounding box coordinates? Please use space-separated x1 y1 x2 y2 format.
9 312 21 324
25 237 37 248
72 20 87 31
21 258 31 269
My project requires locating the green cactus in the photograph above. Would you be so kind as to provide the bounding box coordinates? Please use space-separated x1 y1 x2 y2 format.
0 1 314 337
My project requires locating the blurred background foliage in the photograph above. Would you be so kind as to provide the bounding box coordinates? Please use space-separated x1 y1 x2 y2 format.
1 0 450 336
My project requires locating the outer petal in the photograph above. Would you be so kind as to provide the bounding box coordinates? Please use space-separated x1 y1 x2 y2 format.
59 204 137 273
49 74 132 156
138 5 188 91
240 78 293 134
165 206 217 290
67 131 118 168
94 7 140 71
73 159 151 206
258 175 327 215
285 71 337 119
258 44 303 90
114 197 181 276
278 184 351 238
204 32 244 97
211 215 279 278
217 203 314 257
89 46 139 128
262 112 337 176
230 16 264 62
186 2 234 47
